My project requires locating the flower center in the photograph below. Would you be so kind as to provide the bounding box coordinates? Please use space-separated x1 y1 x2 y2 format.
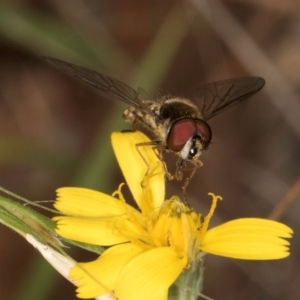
151 196 202 259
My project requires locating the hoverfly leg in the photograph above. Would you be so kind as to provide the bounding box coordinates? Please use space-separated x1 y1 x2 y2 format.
182 168 196 202
152 146 175 181
135 141 167 187
174 158 186 181
181 160 203 202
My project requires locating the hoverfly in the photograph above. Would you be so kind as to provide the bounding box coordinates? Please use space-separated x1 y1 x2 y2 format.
44 57 265 191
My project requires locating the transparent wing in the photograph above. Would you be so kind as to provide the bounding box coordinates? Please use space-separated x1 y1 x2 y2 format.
196 77 265 120
137 87 150 100
43 57 151 113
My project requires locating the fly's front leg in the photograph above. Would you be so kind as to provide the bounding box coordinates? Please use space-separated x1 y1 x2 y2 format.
174 159 185 181
135 141 167 187
181 160 203 202
149 145 175 181
153 147 175 181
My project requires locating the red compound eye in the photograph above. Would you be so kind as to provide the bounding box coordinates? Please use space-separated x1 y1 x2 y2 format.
167 118 212 152
195 119 212 148
167 119 197 152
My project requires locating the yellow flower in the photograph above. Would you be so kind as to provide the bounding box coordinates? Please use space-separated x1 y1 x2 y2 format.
53 131 293 300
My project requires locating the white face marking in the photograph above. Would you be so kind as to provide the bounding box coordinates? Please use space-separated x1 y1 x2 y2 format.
179 137 203 161
180 138 193 160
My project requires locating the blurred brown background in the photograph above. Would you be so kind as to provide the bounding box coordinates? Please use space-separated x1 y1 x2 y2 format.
0 0 299 299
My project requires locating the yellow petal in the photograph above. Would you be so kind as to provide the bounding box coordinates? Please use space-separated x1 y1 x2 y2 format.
111 131 165 209
54 216 141 245
70 243 144 299
201 218 293 260
115 247 187 300
152 291 168 300
54 187 138 218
